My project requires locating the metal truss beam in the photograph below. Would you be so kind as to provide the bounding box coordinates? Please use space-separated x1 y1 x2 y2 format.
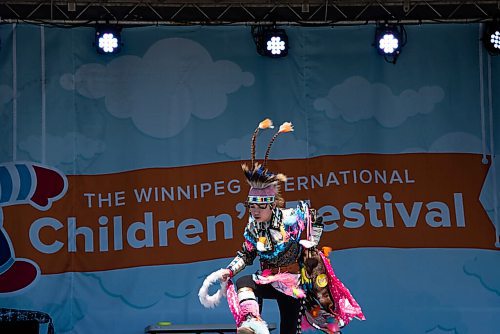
0 1 499 26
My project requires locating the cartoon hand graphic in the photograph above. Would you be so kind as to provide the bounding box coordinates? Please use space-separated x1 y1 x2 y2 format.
0 162 67 210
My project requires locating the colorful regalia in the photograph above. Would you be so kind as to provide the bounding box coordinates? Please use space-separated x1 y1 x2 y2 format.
199 119 365 334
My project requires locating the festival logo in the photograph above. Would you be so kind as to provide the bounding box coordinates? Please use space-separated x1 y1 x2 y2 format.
1 153 495 275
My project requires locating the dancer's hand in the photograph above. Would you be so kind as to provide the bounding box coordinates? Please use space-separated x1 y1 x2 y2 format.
220 269 232 282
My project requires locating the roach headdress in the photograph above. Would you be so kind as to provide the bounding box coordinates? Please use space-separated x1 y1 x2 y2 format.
242 119 294 207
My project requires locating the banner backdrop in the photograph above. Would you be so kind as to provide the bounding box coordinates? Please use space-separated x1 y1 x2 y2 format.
0 23 499 334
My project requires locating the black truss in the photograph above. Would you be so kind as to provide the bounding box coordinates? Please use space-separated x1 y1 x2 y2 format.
0 0 499 26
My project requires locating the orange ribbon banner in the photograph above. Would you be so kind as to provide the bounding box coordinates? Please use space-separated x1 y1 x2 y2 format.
4 153 495 274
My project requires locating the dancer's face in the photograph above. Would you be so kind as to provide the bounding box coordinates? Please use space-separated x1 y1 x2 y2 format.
248 203 274 223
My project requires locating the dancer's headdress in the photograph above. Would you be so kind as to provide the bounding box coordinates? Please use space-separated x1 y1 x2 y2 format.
243 118 294 208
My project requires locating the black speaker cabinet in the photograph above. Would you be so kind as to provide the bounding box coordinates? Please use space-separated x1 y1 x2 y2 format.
0 320 39 333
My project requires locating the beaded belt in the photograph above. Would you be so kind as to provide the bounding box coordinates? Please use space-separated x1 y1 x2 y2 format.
261 262 300 275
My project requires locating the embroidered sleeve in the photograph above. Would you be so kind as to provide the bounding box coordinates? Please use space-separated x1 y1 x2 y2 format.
226 234 257 276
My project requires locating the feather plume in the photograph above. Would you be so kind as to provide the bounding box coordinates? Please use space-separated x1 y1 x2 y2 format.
251 119 273 167
278 121 294 133
259 118 274 129
263 122 293 169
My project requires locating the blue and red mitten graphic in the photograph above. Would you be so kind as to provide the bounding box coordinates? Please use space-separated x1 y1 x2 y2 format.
0 162 67 293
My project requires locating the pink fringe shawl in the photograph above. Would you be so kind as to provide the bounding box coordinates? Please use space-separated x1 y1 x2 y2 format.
226 279 244 325
319 251 366 325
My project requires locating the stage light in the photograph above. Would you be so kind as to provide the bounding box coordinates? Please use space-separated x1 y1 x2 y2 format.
263 30 288 57
95 26 122 55
483 20 500 56
252 26 289 58
374 24 406 64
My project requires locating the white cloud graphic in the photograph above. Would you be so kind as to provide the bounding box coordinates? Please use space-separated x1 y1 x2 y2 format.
464 253 500 296
60 38 254 138
401 132 483 153
83 259 234 308
333 249 480 334
0 85 14 105
48 298 86 332
429 132 483 153
314 76 444 127
18 132 105 164
217 131 315 159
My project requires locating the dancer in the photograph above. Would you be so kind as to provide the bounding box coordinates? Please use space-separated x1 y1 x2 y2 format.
199 119 364 334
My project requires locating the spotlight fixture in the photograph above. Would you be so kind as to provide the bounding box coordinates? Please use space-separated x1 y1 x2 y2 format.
374 24 406 64
95 25 122 55
483 19 500 56
252 26 289 58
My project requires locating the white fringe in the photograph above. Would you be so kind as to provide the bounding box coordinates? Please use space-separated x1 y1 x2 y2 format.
239 317 270 334
299 239 316 249
198 269 228 309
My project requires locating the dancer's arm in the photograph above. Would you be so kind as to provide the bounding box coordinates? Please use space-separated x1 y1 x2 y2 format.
225 240 257 280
